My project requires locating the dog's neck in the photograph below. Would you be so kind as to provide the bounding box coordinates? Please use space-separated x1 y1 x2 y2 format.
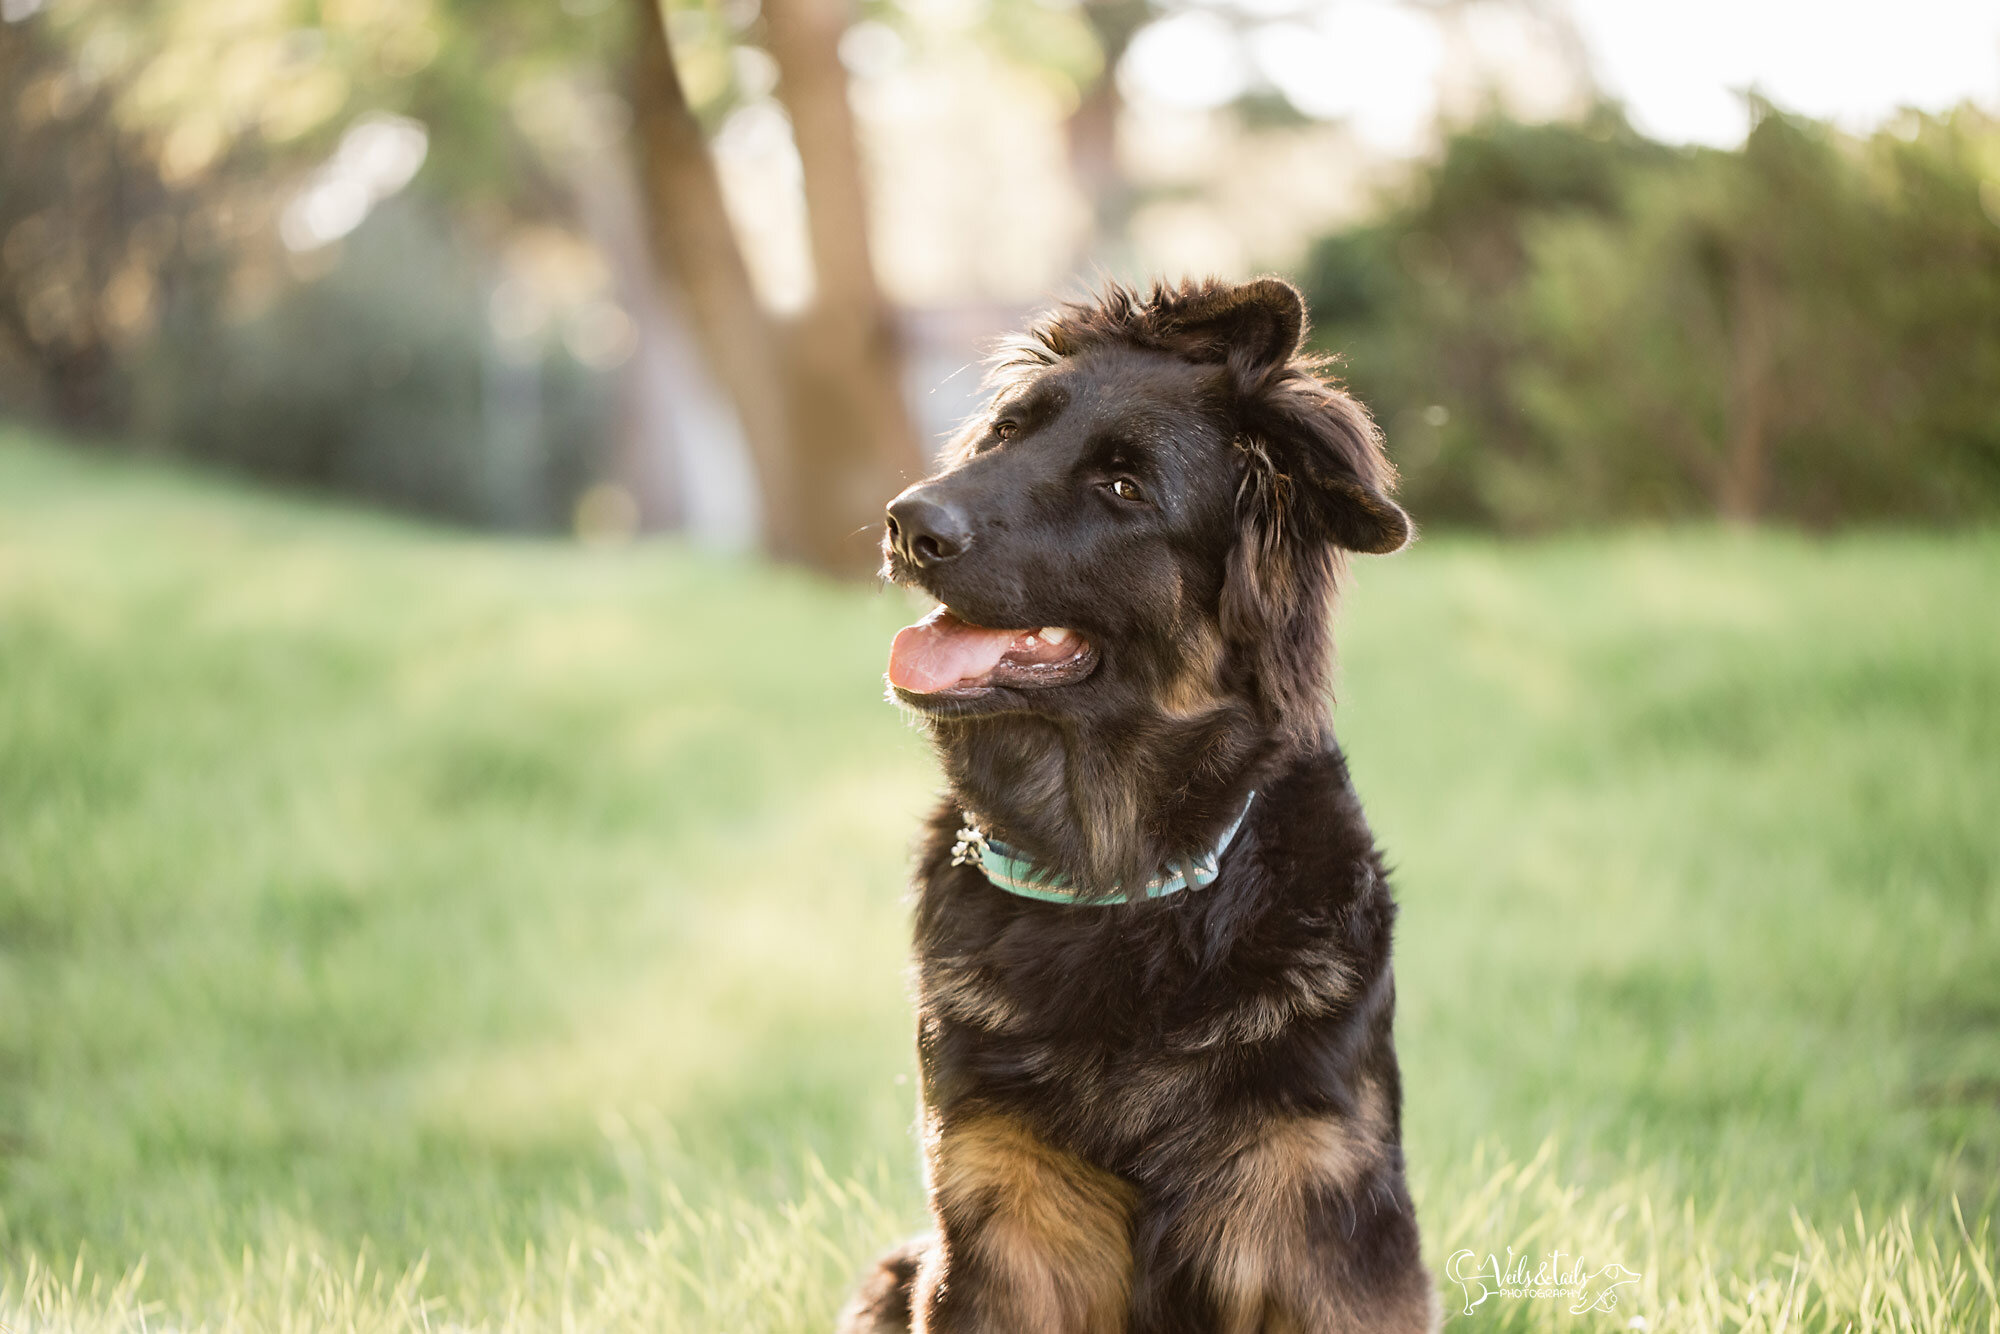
933 701 1308 895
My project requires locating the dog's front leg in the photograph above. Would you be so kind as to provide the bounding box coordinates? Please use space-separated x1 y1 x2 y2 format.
915 1112 1136 1333
1177 1110 1437 1334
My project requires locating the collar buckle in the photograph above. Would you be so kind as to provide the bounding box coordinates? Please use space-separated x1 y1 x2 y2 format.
950 821 991 868
955 791 1256 907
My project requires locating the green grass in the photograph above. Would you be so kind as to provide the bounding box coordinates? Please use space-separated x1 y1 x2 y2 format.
1 430 1996 1331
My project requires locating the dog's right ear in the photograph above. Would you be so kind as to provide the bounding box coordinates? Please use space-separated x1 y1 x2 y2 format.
1169 278 1408 554
1266 385 1412 556
1163 277 1308 392
1220 379 1410 739
1219 444 1333 741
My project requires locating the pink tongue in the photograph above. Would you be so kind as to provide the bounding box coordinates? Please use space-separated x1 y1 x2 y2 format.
888 608 1023 694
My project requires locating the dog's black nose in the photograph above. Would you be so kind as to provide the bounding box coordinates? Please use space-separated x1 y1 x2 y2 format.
886 488 972 568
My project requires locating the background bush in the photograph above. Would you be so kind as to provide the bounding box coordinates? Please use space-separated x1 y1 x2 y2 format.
1302 104 2000 530
138 201 617 530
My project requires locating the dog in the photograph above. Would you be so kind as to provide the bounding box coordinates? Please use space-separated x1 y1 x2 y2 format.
840 277 1435 1333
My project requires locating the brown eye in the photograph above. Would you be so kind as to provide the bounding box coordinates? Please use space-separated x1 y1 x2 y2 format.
1110 477 1143 502
994 421 1018 441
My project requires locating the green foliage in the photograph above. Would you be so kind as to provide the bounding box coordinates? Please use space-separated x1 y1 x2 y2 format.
1302 104 2000 529
34 0 626 200
1 434 1997 1327
2 1 634 521
143 200 615 528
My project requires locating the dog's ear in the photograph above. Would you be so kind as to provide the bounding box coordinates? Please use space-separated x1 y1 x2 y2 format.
1220 380 1411 738
1163 278 1307 391
1268 386 1412 556
1170 278 1408 553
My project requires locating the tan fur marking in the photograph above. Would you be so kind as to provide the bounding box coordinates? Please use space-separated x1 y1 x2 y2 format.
926 1115 1137 1334
921 955 1024 1033
1073 757 1144 892
1159 617 1232 721
1191 1082 1428 1334
1170 952 1359 1050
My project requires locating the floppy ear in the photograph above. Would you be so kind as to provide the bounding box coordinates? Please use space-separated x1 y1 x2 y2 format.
1219 446 1336 742
1168 278 1409 553
1219 370 1412 739
1269 386 1413 556
1161 277 1307 390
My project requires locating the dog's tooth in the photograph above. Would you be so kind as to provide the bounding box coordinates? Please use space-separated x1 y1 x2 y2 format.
1040 626 1073 645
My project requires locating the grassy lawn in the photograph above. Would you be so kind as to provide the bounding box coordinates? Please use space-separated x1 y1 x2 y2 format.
1 430 1996 1331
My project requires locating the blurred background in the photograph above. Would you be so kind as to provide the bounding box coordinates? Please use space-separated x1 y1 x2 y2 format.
6 0 1999 565
2 1 1999 1330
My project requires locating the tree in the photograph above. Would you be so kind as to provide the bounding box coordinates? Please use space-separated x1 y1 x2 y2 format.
1301 106 1671 526
0 16 186 429
631 0 924 574
1302 102 2000 529
0 0 613 436
1065 0 1147 271
1516 105 2000 525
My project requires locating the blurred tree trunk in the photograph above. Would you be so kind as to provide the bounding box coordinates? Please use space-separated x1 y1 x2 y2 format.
764 0 926 572
563 111 761 547
630 0 924 573
1067 0 1149 272
0 18 144 434
1719 259 1777 522
630 0 802 557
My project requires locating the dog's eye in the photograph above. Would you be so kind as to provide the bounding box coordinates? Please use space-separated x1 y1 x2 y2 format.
1109 477 1144 503
993 421 1018 442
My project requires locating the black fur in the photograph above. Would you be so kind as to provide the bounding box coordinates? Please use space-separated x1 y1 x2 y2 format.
841 278 1434 1333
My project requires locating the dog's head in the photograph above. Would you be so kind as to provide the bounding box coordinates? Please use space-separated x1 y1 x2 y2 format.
882 277 1409 749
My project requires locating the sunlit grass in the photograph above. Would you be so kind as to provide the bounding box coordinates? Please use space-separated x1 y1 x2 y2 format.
4 1148 1993 1332
1 431 1996 1329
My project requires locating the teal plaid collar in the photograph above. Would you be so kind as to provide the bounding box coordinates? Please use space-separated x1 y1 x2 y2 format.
950 792 1256 906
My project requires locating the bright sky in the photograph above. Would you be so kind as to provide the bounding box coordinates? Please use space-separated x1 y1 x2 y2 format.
1574 0 2000 145
1121 0 2000 151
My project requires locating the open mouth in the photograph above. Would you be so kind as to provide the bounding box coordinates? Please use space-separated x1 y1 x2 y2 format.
887 606 1098 701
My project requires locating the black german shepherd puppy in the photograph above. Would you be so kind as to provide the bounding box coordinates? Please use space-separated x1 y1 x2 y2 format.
841 277 1435 1333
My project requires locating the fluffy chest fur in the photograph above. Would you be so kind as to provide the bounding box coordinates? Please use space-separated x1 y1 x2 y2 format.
911 750 1404 1177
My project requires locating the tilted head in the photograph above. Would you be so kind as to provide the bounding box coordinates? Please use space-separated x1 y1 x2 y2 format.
881 278 1409 889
